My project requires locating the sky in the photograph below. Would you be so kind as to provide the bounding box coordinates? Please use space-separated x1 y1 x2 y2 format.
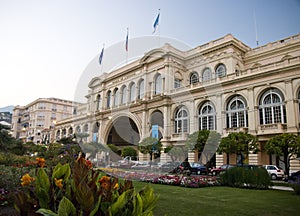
0 0 300 108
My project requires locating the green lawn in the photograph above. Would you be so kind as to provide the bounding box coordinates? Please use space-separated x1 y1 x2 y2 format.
133 181 300 216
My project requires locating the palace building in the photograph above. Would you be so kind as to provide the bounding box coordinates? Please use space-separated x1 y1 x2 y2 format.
54 33 300 172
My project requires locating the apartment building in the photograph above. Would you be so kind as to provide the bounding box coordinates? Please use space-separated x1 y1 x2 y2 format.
12 98 80 144
54 33 300 171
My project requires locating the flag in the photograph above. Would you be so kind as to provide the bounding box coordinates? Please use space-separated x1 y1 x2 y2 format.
99 47 104 65
125 28 129 52
152 9 160 33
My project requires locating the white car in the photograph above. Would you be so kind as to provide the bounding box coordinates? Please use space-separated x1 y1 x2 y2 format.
262 165 285 180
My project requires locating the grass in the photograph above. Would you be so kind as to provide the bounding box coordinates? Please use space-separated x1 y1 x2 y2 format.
133 181 300 216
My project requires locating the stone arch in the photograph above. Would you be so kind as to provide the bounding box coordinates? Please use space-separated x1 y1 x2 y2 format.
103 112 142 147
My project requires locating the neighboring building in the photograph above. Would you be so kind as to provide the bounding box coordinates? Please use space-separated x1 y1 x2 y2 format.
0 112 12 124
12 98 80 144
54 33 300 172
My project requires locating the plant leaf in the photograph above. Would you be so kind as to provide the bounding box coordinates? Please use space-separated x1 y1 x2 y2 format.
36 208 58 216
57 196 76 216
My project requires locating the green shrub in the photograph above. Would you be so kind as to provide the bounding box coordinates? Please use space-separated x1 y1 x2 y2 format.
219 167 272 189
0 152 34 166
121 147 137 159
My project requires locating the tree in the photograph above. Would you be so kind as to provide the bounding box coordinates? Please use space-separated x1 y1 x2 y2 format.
265 133 300 177
186 130 221 166
0 128 25 155
138 137 162 161
218 132 259 165
121 147 137 160
107 144 121 156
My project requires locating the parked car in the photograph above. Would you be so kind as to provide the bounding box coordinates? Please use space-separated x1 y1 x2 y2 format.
209 164 236 176
190 162 208 175
170 161 192 175
262 165 285 180
288 170 300 181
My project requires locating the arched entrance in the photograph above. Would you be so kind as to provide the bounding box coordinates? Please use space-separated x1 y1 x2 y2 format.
107 116 140 147
150 110 163 139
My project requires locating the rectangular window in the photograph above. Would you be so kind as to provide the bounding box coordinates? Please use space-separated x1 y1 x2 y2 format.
38 103 45 109
265 107 272 124
273 106 281 123
238 111 245 127
174 79 181 88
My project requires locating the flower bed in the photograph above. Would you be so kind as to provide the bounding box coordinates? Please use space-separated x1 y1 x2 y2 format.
100 168 219 188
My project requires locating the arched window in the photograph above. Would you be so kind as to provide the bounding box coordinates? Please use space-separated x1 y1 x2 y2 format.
174 106 189 133
83 124 89 142
199 102 216 130
155 74 162 94
114 88 119 106
107 90 111 108
215 64 226 77
75 126 81 133
190 72 199 84
138 79 145 99
226 96 248 128
96 94 101 111
259 88 286 125
130 83 135 102
121 86 127 104
56 130 61 140
202 68 212 81
298 91 300 118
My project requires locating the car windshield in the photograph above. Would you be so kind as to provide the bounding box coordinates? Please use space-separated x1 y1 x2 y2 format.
190 163 203 168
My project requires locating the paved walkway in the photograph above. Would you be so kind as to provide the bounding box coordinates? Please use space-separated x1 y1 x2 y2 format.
270 186 294 191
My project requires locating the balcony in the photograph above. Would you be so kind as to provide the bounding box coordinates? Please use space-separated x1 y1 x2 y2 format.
257 123 287 135
223 127 248 135
172 133 189 141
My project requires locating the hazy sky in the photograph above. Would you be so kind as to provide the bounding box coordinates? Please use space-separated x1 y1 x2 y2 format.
1 0 300 108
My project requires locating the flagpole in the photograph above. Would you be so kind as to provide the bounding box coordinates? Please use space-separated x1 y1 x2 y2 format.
158 9 161 47
253 12 259 47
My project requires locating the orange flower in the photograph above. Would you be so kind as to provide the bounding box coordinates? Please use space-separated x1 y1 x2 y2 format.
21 173 35 187
54 178 63 189
85 160 93 169
36 157 46 168
99 176 111 191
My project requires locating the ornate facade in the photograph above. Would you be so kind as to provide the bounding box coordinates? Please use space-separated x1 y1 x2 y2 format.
55 34 300 172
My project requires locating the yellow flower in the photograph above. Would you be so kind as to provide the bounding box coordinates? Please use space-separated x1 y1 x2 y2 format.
54 178 63 189
113 183 119 190
21 174 35 187
36 157 46 168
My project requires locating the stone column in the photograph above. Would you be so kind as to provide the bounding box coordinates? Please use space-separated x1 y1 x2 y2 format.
247 87 256 134
216 153 224 167
285 79 298 132
216 94 223 133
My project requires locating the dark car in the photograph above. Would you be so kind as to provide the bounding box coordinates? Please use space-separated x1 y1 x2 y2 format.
210 164 236 176
170 161 192 175
288 170 300 181
190 162 208 175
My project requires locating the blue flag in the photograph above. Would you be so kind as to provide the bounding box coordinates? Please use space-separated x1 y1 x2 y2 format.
99 47 104 65
152 10 160 33
125 28 128 52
